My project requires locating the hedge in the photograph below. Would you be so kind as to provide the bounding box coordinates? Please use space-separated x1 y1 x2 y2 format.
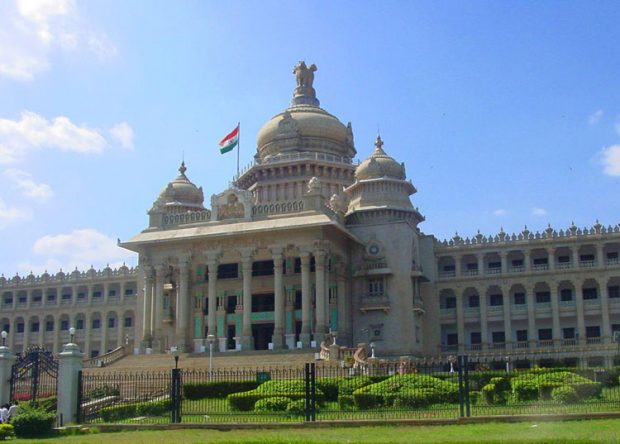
510 371 601 402
227 380 325 411
254 396 291 412
183 381 260 400
11 408 56 438
99 399 171 422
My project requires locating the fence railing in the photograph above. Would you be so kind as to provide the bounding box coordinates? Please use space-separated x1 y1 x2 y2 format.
78 357 620 425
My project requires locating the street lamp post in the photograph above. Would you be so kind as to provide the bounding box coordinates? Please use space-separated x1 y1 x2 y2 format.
69 327 76 344
370 342 375 359
0 331 7 347
171 347 180 369
207 334 216 378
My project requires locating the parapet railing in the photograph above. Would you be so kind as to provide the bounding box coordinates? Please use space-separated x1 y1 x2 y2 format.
83 346 126 368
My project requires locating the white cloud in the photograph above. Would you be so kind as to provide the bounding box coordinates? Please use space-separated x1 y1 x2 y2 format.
615 120 620 137
0 198 32 228
588 110 604 126
18 228 136 274
493 209 508 216
599 145 620 176
532 207 547 216
0 111 133 163
0 0 116 81
3 169 53 202
109 122 135 150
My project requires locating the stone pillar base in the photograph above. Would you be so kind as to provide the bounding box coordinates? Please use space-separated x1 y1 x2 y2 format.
271 329 284 350
285 334 296 349
193 338 205 353
241 335 253 351
299 332 311 347
218 337 227 352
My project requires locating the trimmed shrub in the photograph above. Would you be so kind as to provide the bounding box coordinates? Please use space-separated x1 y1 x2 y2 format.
338 395 355 410
183 381 260 400
286 399 306 416
352 374 459 410
99 399 170 422
551 386 579 404
11 408 56 438
86 385 120 401
0 424 15 441
37 396 58 413
511 371 601 402
227 380 325 412
481 377 509 405
254 397 291 412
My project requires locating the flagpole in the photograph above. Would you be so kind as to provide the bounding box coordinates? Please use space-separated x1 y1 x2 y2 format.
237 122 240 178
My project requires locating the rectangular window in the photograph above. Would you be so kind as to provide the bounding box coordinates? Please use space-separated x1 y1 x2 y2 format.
538 328 552 340
62 293 71 300
536 291 551 303
470 332 481 344
294 290 302 310
93 291 101 298
558 256 570 263
563 327 575 339
580 254 595 261
511 259 523 267
583 288 598 300
109 290 116 296
466 263 478 271
226 296 237 314
489 294 503 306
488 262 501 269
4 297 12 305
513 293 526 305
468 295 479 308
125 288 134 295
492 331 505 343
586 326 601 338
17 323 24 333
516 330 528 342
92 319 101 329
45 321 54 332
533 258 548 265
33 295 41 302
2 324 9 333
560 289 573 301
444 296 456 309
252 260 274 277
108 318 115 328
442 264 455 272
446 333 458 345
60 320 69 331
18 296 26 304
607 252 619 259
77 293 86 300
46 294 56 302
608 286 620 298
124 317 133 328
252 293 274 312
31 322 39 333
76 319 84 330
368 278 385 297
218 263 239 279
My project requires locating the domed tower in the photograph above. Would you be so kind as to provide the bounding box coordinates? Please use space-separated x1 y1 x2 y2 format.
147 161 206 228
235 62 357 203
344 136 425 356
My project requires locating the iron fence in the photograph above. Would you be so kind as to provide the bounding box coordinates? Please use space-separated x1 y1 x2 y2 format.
78 356 620 425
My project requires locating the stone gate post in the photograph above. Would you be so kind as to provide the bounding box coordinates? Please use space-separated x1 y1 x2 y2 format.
0 344 16 406
58 342 84 425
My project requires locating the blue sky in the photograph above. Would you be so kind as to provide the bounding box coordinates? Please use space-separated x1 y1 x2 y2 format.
0 0 619 276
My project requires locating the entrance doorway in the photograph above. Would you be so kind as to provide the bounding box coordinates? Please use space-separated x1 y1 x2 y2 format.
252 323 274 350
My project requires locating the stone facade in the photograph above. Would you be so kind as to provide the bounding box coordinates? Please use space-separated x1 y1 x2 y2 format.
1 63 619 367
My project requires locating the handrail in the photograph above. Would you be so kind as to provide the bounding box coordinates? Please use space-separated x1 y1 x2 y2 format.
83 346 126 368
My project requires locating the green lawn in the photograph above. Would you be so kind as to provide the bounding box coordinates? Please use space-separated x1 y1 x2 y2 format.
16 419 620 443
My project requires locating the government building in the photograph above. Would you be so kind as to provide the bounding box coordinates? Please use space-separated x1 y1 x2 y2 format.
1 63 619 368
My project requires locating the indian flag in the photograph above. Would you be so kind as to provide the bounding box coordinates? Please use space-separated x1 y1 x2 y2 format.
218 124 239 154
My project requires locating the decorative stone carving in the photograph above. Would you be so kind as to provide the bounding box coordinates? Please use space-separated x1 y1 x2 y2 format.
307 176 321 194
329 193 347 214
211 187 253 221
293 61 317 89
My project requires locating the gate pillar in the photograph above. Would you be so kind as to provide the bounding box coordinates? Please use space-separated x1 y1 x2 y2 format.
58 342 83 425
0 345 16 405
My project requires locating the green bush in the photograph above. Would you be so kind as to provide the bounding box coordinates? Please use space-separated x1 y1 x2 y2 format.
254 396 291 412
352 374 459 410
338 395 355 410
37 395 58 413
551 386 579 404
227 379 324 412
511 371 601 402
286 399 306 416
183 381 260 400
99 399 170 422
481 377 508 405
0 424 15 441
86 385 120 401
11 407 56 438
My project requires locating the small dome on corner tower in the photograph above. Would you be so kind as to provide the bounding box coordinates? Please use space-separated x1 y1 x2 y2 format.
153 161 205 211
355 136 406 181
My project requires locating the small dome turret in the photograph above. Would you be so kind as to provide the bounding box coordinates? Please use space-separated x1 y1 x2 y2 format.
355 136 406 181
154 162 205 211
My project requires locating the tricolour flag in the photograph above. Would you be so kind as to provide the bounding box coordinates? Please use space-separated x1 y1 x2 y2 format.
218 124 239 154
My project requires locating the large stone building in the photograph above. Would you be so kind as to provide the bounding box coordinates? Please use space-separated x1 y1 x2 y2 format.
1 63 619 367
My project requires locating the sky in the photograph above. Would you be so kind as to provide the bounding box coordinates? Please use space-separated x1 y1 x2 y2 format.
0 0 619 277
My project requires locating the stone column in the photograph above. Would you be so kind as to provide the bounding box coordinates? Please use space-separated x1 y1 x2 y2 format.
53 314 61 354
547 248 556 271
153 265 166 352
599 276 611 342
271 248 285 349
596 243 604 268
142 267 154 347
207 257 219 338
284 285 296 349
575 279 586 344
524 250 531 272
87 285 94 305
100 311 108 354
240 251 253 350
454 254 462 278
550 283 561 346
103 283 109 304
57 342 83 425
479 287 488 350
336 262 349 345
120 281 126 303
0 345 16 406
176 259 190 352
502 285 512 351
23 316 30 349
71 285 77 307
300 251 312 346
477 254 484 276
314 248 328 340
500 252 508 274
456 289 465 353
83 313 91 358
526 284 536 347
572 247 580 269
26 289 32 309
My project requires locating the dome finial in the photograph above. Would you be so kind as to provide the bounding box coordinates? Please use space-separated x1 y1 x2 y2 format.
179 161 187 176
373 135 387 156
292 61 319 106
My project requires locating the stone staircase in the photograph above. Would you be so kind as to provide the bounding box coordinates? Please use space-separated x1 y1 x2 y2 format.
84 349 320 373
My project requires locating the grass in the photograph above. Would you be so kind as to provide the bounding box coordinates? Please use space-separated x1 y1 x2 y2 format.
14 419 620 443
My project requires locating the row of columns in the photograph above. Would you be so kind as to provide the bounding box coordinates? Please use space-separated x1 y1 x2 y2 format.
1 281 135 310
446 244 610 277
450 278 615 351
